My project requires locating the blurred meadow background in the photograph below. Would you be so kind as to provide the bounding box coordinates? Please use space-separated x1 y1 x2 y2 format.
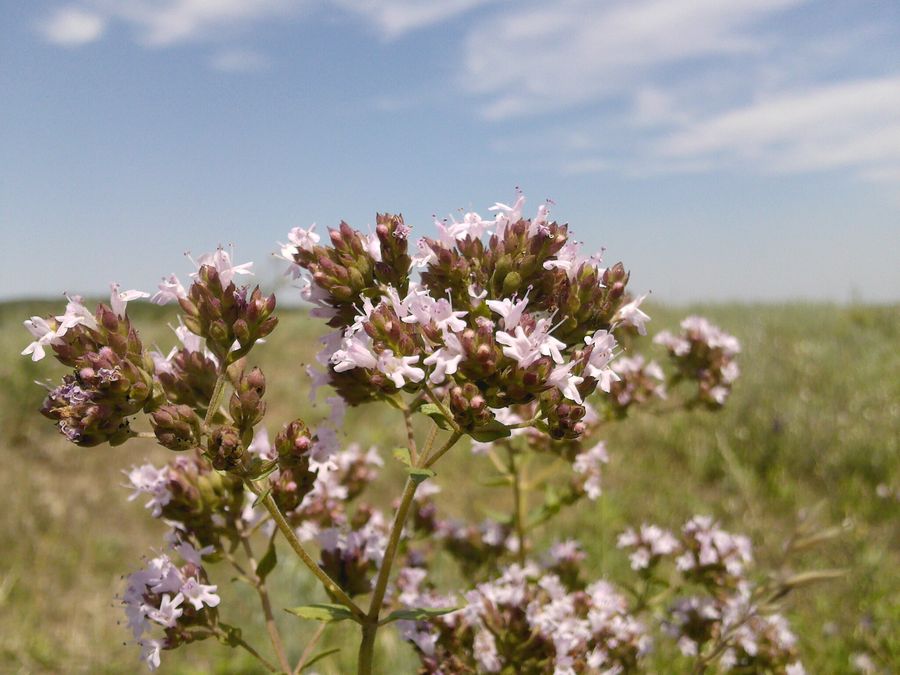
2 0 900 672
1 300 897 672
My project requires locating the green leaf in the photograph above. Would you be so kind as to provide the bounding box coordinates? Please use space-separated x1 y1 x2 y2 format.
251 486 272 508
408 467 436 485
419 403 451 430
468 420 511 443
300 647 341 671
380 606 459 625
256 540 277 581
393 447 412 467
285 603 358 623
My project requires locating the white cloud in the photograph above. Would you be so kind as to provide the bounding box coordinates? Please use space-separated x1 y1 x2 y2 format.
656 77 900 175
462 0 806 118
39 6 106 46
333 0 495 39
38 0 491 50
101 0 301 47
210 48 271 72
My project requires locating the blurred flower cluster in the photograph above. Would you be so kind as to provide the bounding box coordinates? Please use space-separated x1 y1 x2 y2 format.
21 193 833 674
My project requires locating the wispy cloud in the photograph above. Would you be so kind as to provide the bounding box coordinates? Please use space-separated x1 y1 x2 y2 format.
209 48 271 72
39 6 107 47
461 0 806 119
656 77 900 175
36 0 492 51
332 0 496 40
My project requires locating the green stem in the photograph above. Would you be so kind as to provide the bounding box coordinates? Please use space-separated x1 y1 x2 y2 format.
423 430 464 469
293 623 327 675
219 631 278 673
507 445 527 564
240 532 292 673
243 479 367 621
204 372 228 428
422 385 461 433
357 622 378 675
358 429 463 674
403 408 419 465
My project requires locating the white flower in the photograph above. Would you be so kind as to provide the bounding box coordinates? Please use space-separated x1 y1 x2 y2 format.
287 224 320 253
150 274 186 305
110 283 150 317
148 593 184 628
180 577 220 611
573 442 608 500
496 326 541 368
376 350 425 388
548 361 584 403
615 294 650 335
190 247 254 287
140 639 163 671
21 316 61 361
411 239 438 268
331 332 378 372
423 332 464 384
486 291 530 330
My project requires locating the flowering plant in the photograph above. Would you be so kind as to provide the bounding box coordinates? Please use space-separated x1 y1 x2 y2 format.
23 193 834 673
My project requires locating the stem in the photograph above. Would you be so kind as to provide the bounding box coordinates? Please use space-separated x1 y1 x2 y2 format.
293 623 327 675
423 430 464 469
358 429 463 674
241 532 291 673
402 408 419 465
219 631 279 673
367 479 417 622
357 622 378 675
244 479 367 621
507 445 527 564
204 372 228 428
422 385 461 433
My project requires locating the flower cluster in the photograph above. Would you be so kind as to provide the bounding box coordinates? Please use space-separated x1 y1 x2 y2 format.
666 593 805 674
126 452 245 547
27 290 155 445
20 194 821 675
398 560 649 674
282 195 644 439
122 539 221 671
654 316 741 407
606 355 667 416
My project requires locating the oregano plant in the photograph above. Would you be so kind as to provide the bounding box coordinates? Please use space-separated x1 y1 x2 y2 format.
22 193 836 674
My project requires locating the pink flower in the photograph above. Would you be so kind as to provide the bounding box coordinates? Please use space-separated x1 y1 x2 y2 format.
110 283 150 317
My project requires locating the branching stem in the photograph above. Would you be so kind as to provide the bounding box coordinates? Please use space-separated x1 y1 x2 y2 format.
243 479 367 621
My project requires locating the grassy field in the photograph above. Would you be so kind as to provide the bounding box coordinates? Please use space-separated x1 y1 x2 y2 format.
1 300 898 673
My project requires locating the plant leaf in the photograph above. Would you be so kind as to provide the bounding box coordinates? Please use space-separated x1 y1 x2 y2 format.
285 603 358 623
408 467 436 485
419 403 451 430
380 606 459 625
393 447 412 468
251 486 272 509
468 420 511 443
256 540 277 581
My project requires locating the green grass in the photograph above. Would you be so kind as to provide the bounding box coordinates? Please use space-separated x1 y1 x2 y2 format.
1 300 898 673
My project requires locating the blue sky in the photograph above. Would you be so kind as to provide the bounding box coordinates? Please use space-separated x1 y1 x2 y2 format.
2 0 898 303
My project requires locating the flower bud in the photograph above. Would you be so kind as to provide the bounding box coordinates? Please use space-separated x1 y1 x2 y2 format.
151 404 201 451
208 425 244 471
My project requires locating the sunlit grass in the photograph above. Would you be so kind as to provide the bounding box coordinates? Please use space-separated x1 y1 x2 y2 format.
1 300 897 673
